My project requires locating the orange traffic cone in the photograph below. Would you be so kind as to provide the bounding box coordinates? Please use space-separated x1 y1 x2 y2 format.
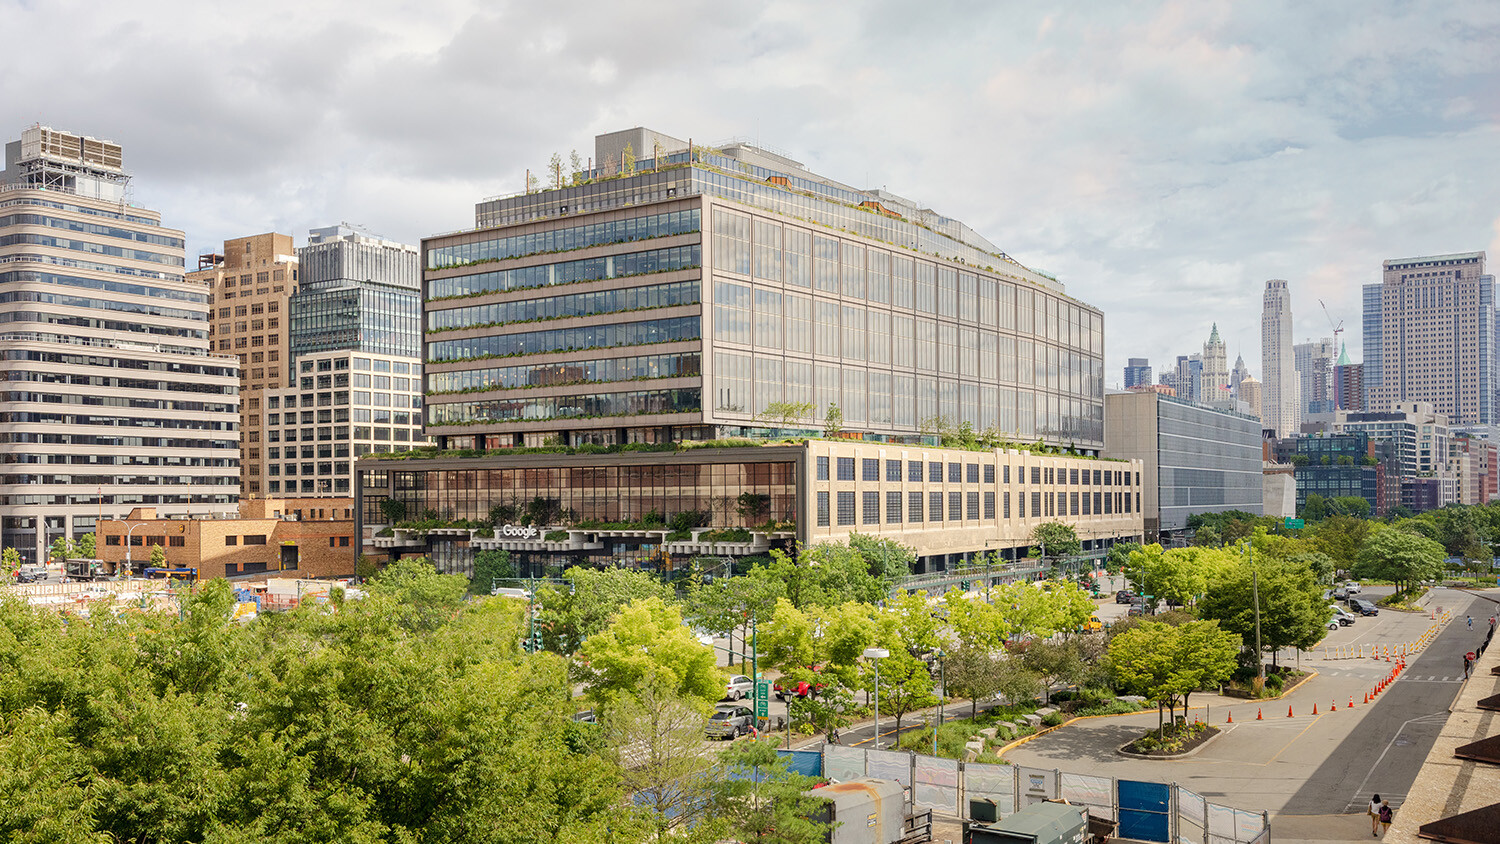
1227 711 1233 723
1349 696 1354 708
1330 700 1337 711
1288 705 1294 717
1256 708 1263 720
1312 703 1318 715
1363 692 1369 704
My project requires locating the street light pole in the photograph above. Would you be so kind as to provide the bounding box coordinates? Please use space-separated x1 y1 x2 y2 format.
933 648 945 756
1246 540 1264 690
864 647 889 749
123 522 148 577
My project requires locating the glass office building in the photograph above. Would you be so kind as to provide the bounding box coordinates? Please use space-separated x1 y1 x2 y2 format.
424 129 1105 450
291 225 421 359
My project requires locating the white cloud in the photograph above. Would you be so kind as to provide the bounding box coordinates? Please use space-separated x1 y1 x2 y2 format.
2 0 1499 387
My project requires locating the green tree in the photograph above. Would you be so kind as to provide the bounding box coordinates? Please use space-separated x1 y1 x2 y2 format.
848 532 916 582
49 536 73 561
1191 525 1222 547
365 556 468 632
710 739 830 843
1022 638 1086 702
537 566 670 655
1198 555 1326 668
1128 544 1234 608
1329 496 1371 518
576 597 723 712
469 549 514 595
608 685 721 843
1031 522 1081 560
1355 528 1445 593
75 533 96 559
758 400 815 431
823 403 843 437
1108 620 1237 738
2 547 19 573
149 543 166 567
377 497 406 523
755 544 886 609
943 643 1005 718
1309 515 1375 571
1302 493 1328 522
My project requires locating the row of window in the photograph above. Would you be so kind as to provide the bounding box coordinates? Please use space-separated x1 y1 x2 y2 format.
428 244 701 300
427 315 700 363
0 288 204 323
428 351 701 394
0 269 203 304
427 387 701 426
815 489 1138 527
428 280 699 332
0 212 185 248
0 233 184 267
428 208 700 269
815 456 1137 487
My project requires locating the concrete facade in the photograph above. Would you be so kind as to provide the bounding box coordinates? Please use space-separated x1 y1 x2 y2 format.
1262 279 1297 436
97 498 356 580
0 125 241 563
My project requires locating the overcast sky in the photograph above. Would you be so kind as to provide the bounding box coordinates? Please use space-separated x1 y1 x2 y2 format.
4 0 1498 384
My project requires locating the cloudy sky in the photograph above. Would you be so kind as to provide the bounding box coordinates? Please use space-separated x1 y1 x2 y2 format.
3 0 1498 384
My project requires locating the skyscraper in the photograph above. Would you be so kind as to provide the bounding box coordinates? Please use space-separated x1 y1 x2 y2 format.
1230 354 1250 395
1294 337 1337 415
1366 252 1493 425
1198 323 1229 405
290 225 422 359
1123 358 1151 389
1262 279 1296 436
189 233 299 496
0 125 240 562
1238 375 1264 422
1333 343 1363 412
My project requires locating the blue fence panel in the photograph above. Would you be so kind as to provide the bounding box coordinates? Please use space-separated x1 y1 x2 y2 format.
1118 780 1171 843
778 749 823 778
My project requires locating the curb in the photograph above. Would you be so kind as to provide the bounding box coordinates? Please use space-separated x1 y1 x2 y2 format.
1116 724 1229 759
996 669 1320 761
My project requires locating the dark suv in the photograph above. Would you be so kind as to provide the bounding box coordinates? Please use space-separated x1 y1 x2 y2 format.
1115 590 1137 604
1352 599 1379 617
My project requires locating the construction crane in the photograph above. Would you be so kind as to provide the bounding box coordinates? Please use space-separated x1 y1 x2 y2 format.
1320 299 1345 410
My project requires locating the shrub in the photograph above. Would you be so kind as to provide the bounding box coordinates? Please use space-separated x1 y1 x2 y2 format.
543 530 570 542
1041 712 1066 727
1265 674 1284 692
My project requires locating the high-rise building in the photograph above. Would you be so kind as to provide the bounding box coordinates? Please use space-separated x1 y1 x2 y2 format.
1198 323 1229 405
356 129 1139 577
290 225 422 359
1262 279 1297 436
260 226 428 497
1294 337 1337 415
1362 283 1383 410
189 233 299 496
1333 344 1363 412
1230 354 1250 395
1123 358 1151 389
1366 252 1493 425
0 125 240 562
1238 375 1263 422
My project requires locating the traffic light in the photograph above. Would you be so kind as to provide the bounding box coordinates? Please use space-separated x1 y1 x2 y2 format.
960 580 971 591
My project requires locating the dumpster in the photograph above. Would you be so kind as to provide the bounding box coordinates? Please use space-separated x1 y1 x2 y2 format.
804 778 906 844
964 800 1088 844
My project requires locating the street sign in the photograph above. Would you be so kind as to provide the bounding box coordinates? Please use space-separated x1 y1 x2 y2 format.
755 678 770 718
1284 518 1305 529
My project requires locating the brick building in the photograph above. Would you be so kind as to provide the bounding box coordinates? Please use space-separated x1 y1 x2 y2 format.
97 498 356 580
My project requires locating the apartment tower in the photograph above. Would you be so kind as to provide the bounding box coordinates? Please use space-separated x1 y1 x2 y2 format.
0 125 240 562
1262 280 1296 436
189 233 298 496
1365 253 1493 425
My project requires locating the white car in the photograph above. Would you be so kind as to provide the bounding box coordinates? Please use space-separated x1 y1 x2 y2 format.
1345 582 1361 595
722 674 754 701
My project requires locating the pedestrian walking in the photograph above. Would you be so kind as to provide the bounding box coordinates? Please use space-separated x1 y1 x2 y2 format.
1464 654 1472 679
1468 615 1473 630
1379 801 1393 835
1368 795 1382 836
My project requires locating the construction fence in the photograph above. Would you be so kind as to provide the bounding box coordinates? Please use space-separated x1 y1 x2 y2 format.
817 744 1268 844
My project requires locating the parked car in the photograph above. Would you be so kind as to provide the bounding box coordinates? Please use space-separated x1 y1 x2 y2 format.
774 665 825 700
706 704 754 739
722 674 754 701
1126 602 1146 617
1115 590 1137 604
1328 605 1356 626
1345 581 1361 595
1352 599 1379 616
1333 587 1348 600
1327 616 1342 631
15 565 46 584
1081 615 1104 633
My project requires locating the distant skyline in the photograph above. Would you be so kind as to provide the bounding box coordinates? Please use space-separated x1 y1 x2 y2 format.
3 0 1498 383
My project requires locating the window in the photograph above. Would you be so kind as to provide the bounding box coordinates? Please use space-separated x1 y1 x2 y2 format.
909 491 924 522
1004 465 1011 484
886 460 902 482
930 491 944 522
862 491 880 524
836 457 855 481
886 491 902 523
1002 492 1011 519
169 536 185 547
105 535 120 546
1070 468 1080 485
1031 491 1042 516
908 460 922 482
1031 466 1042 485
817 491 830 526
928 461 942 483
244 535 267 545
968 492 980 520
949 491 962 521
967 463 979 483
948 463 961 483
225 536 238 546
836 491 856 525
984 465 995 484
984 491 995 519
862 458 879 481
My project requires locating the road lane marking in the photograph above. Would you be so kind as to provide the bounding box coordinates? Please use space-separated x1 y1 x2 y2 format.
1342 712 1446 812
